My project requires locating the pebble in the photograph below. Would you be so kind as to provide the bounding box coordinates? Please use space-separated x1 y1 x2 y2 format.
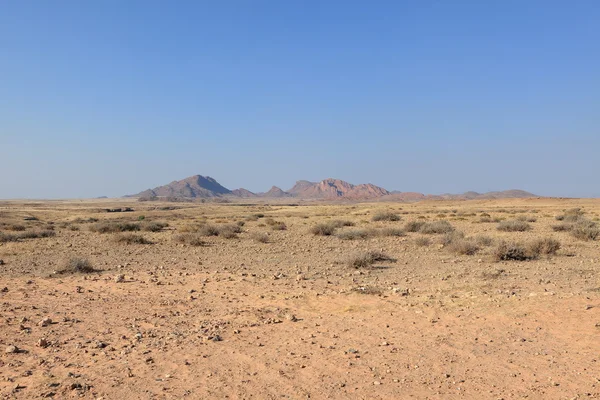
37 338 50 348
39 317 52 327
5 345 18 354
115 274 125 283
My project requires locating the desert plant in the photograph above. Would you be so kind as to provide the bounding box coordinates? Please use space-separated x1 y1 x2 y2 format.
415 236 431 247
419 221 455 234
114 233 153 244
404 221 426 232
474 235 494 247
446 238 479 255
347 251 395 269
527 238 561 256
379 228 406 237
197 224 220 236
371 211 401 222
57 258 98 274
250 232 269 243
337 229 372 240
571 221 600 241
310 223 337 236
497 220 531 232
90 222 140 233
173 233 206 246
141 222 168 232
330 220 355 228
494 241 531 261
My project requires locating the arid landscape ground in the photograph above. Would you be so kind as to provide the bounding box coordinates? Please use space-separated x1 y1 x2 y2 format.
1 198 600 399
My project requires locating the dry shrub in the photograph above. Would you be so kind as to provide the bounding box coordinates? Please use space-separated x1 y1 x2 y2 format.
250 232 269 243
379 228 406 237
174 233 206 246
347 251 395 269
494 241 531 261
419 220 454 234
404 221 425 232
266 220 287 230
0 230 56 242
330 220 355 228
90 222 140 233
337 229 372 240
141 222 168 232
447 239 479 255
527 238 561 255
497 220 531 232
494 237 561 261
571 221 600 241
197 224 220 236
114 233 153 244
57 258 98 274
415 236 431 247
552 223 572 232
474 235 494 247
8 225 26 231
310 223 337 236
218 224 241 239
371 211 401 222
516 215 537 223
479 217 493 223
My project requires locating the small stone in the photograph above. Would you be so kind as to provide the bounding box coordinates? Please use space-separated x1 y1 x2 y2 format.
0 259 4 265
115 274 125 283
373 381 381 385
37 338 50 348
5 345 18 354
39 317 52 327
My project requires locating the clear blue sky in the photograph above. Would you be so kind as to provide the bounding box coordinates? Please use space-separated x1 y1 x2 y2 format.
1 1 598 198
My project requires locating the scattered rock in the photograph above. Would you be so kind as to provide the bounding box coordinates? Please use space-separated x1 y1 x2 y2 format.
5 345 18 354
39 317 52 327
37 338 50 348
115 274 125 283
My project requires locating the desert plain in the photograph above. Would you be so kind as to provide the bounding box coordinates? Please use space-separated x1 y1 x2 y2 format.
1 197 600 399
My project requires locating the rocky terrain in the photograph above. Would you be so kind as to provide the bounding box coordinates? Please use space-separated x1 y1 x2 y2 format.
131 174 537 202
0 197 599 398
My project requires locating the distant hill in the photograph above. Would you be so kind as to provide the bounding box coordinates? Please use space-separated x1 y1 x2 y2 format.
129 174 538 201
134 175 231 199
287 178 389 199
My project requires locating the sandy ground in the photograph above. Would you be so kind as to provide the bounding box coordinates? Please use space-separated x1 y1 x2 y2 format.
1 198 600 399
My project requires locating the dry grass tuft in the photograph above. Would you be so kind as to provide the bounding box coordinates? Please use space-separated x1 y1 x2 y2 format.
310 223 338 236
497 220 532 232
347 251 395 269
404 221 426 232
173 233 207 246
415 236 431 247
337 229 372 240
371 211 401 222
419 220 455 234
57 258 99 274
250 232 269 243
114 233 153 244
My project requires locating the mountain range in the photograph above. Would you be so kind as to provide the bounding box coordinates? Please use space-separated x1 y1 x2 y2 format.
130 174 538 201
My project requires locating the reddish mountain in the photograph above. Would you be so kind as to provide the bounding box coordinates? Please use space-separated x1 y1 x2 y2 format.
262 186 291 198
288 178 389 199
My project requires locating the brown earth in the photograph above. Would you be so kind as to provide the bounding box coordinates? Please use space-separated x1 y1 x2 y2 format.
1 198 599 399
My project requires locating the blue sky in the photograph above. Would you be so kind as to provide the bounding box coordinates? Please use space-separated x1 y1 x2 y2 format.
1 1 599 198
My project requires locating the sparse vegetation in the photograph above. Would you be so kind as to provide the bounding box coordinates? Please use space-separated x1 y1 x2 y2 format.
173 233 207 246
494 237 561 261
90 222 140 233
379 227 406 237
57 257 98 274
337 229 372 240
250 232 269 243
114 233 153 244
310 223 337 236
404 221 425 232
415 236 431 247
347 251 395 269
141 222 168 232
570 220 600 241
0 230 56 242
371 211 401 222
419 220 454 234
497 220 531 232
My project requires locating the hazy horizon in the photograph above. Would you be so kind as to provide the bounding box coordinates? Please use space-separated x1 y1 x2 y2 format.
2 1 599 199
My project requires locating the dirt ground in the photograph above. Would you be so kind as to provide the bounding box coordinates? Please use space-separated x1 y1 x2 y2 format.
1 198 599 399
